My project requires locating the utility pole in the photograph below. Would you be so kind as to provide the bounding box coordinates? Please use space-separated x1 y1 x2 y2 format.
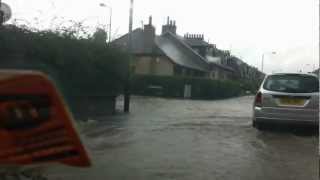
124 0 133 113
108 8 112 43
0 0 4 26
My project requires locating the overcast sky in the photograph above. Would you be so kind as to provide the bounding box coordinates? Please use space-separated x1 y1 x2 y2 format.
4 0 319 74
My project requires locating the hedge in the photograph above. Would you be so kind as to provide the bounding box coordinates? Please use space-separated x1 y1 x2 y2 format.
0 25 129 98
131 75 245 100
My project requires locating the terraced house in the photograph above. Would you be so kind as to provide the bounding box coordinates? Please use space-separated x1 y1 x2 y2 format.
113 16 261 81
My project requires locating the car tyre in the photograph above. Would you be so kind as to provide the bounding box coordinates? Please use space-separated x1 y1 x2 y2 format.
252 120 256 128
253 120 265 130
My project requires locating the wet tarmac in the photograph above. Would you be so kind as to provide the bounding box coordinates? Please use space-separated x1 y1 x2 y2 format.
47 96 318 180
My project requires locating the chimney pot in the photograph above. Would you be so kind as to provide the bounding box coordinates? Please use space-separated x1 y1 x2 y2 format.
149 16 152 25
167 16 170 25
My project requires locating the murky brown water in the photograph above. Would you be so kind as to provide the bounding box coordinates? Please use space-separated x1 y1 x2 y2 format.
47 96 318 180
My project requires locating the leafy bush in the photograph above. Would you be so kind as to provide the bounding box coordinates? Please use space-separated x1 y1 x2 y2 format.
131 75 244 100
0 25 129 97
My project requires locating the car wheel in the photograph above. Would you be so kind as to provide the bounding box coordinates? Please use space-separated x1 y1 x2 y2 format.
252 120 256 127
255 122 266 130
253 119 265 130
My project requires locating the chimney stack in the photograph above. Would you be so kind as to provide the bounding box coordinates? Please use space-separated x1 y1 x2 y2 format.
143 16 155 53
184 33 205 40
162 16 177 34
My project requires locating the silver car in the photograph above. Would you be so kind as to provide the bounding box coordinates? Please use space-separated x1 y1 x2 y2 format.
252 73 319 129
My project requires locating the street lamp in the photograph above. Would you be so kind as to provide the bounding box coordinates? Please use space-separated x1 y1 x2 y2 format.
99 2 112 43
261 51 276 73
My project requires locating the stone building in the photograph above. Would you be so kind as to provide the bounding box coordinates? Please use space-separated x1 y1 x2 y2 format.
112 16 234 80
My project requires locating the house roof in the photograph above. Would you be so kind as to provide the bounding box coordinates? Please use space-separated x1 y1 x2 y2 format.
206 56 221 63
155 32 210 72
182 38 210 47
113 28 234 72
112 28 147 54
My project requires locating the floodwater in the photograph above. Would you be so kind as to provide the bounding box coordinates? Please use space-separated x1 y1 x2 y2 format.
47 96 318 180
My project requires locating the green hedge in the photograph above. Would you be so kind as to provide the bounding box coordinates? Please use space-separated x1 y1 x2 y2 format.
0 25 129 97
241 80 262 94
131 75 244 100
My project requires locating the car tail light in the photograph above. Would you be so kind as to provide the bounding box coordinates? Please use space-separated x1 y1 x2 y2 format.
255 92 262 107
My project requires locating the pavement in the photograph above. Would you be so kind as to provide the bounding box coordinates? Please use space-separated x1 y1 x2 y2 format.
45 95 318 180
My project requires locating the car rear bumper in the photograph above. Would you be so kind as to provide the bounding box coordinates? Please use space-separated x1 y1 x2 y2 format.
253 106 319 126
254 117 318 126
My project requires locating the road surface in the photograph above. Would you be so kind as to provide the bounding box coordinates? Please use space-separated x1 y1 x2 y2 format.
47 96 318 180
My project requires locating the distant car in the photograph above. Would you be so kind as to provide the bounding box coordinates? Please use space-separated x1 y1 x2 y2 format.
252 73 319 129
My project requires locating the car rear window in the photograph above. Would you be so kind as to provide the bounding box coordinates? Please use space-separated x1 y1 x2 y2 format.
263 74 319 93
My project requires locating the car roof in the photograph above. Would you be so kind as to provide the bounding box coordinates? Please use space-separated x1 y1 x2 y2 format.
266 72 318 78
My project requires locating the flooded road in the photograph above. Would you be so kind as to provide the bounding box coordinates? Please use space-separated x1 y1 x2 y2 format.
48 96 318 180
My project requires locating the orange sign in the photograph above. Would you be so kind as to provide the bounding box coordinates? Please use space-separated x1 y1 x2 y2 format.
0 70 91 167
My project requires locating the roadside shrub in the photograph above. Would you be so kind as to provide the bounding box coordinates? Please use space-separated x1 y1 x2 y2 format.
0 25 129 97
131 75 244 100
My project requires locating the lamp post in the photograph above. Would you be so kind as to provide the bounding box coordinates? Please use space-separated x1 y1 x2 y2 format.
261 51 276 73
99 3 112 43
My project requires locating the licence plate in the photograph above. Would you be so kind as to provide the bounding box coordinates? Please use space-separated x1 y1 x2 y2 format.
279 98 305 106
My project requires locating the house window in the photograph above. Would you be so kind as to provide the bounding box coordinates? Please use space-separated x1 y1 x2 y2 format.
187 69 193 76
174 66 183 75
131 66 136 74
211 72 215 79
156 57 160 63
